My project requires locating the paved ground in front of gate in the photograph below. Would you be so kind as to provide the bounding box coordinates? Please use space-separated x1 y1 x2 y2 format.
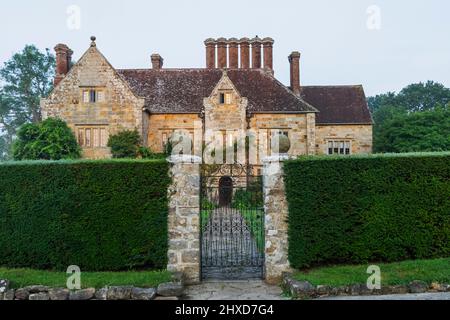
184 280 287 300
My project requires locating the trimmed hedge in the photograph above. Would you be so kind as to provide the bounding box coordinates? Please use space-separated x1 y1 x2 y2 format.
284 152 450 269
0 159 170 271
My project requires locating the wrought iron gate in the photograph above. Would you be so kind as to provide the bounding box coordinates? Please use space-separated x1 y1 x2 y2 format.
200 164 265 280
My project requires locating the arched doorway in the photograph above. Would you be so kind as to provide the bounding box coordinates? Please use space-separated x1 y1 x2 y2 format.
218 176 233 206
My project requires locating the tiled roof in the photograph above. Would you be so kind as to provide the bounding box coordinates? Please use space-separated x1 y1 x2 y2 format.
117 68 372 125
117 68 317 114
301 86 373 124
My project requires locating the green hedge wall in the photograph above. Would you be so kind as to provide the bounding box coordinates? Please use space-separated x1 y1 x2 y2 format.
0 159 170 271
284 153 450 269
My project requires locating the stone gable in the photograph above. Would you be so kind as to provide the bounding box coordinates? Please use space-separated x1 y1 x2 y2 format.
41 44 145 159
203 72 248 157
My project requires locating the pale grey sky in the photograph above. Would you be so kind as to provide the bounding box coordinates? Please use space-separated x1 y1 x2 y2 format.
1 0 449 96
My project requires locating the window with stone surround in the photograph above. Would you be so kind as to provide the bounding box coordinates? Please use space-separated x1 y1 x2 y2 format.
82 88 105 103
219 92 232 105
327 140 351 155
76 125 108 148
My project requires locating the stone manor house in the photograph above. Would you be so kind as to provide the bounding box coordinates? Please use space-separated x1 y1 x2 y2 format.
41 36 373 161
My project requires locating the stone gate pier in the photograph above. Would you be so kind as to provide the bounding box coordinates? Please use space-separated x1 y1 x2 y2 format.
263 154 293 284
167 153 293 284
167 155 201 284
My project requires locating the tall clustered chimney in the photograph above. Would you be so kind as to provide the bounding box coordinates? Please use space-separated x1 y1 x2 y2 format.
251 36 262 69
228 38 239 68
289 51 301 95
204 38 216 68
54 43 72 86
262 37 274 73
217 38 228 68
239 38 250 68
203 36 273 70
151 54 164 69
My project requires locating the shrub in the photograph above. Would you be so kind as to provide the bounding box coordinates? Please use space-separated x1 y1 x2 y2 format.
138 146 166 160
107 130 141 158
0 159 170 271
284 152 450 269
12 118 81 160
107 130 165 159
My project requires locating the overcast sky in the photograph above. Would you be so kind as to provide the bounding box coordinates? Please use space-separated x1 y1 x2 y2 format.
1 0 449 96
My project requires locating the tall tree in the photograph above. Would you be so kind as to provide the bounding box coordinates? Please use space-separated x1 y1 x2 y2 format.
396 81 450 112
369 81 450 153
0 45 55 159
375 107 450 153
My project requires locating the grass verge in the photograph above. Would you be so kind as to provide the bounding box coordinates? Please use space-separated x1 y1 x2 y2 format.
0 268 172 289
293 257 450 287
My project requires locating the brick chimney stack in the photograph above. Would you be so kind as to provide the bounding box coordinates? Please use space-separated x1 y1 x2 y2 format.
217 38 228 69
239 38 250 69
204 38 216 68
151 54 164 69
251 36 262 68
228 38 239 68
289 51 301 95
203 37 274 70
54 43 72 86
263 37 274 73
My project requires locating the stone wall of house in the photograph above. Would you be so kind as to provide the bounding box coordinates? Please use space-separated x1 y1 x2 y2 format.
250 113 311 159
147 114 201 153
41 45 145 159
315 124 373 155
167 155 201 284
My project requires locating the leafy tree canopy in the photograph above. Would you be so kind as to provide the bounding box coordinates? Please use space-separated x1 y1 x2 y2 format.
368 81 450 113
375 107 450 153
369 81 450 153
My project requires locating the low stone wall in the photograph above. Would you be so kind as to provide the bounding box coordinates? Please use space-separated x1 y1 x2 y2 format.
282 273 450 299
0 274 185 301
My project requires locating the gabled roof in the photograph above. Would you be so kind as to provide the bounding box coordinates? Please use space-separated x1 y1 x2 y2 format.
301 85 373 124
117 68 318 114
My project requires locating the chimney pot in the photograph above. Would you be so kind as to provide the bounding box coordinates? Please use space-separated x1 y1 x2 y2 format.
262 37 274 73
217 37 227 69
151 53 164 69
204 38 216 68
289 51 301 95
239 38 250 69
251 37 262 69
228 38 239 69
54 43 71 86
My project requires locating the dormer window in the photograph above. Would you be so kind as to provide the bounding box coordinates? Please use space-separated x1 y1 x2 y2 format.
219 92 232 104
82 88 105 103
